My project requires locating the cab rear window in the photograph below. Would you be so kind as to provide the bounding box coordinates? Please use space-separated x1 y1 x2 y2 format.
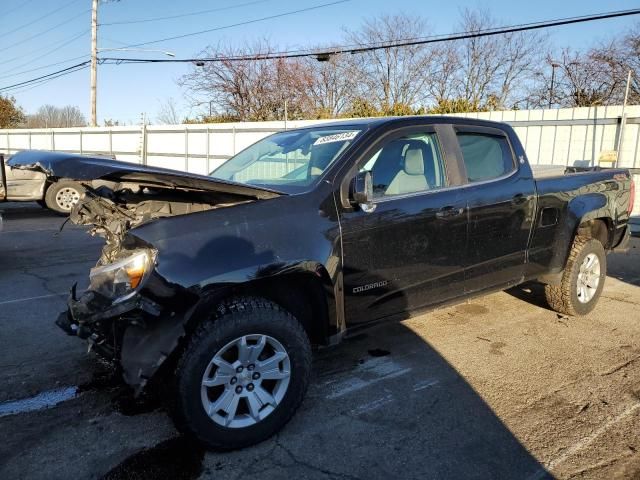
456 133 515 183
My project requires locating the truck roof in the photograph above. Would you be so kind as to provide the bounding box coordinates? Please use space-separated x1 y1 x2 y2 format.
313 115 510 131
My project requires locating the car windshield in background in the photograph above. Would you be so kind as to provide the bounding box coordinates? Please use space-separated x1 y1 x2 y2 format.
209 127 361 193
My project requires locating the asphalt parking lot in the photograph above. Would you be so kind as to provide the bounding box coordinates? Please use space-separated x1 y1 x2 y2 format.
1 201 639 480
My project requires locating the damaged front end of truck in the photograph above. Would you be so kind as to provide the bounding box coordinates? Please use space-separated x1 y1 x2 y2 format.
9 150 282 393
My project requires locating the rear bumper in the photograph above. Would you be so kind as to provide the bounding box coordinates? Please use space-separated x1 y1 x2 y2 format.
630 217 640 238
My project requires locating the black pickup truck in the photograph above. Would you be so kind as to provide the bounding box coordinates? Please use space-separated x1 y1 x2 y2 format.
8 116 634 449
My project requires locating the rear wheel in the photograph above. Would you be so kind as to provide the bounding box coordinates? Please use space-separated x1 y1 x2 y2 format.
544 236 606 316
170 298 312 450
44 180 84 214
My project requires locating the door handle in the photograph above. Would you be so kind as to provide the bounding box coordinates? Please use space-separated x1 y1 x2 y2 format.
511 194 527 205
436 206 464 219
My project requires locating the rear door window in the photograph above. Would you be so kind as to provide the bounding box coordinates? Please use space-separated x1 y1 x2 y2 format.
456 133 515 183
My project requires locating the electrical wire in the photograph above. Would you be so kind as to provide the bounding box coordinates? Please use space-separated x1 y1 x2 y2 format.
0 0 82 40
0 61 90 93
0 55 90 81
114 0 350 48
8 69 87 95
2 0 37 19
1 8 90 51
99 7 640 64
0 29 89 71
4 7 640 94
100 0 272 26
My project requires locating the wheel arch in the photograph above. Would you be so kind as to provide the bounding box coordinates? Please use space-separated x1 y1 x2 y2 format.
186 264 338 348
562 194 613 264
538 194 613 285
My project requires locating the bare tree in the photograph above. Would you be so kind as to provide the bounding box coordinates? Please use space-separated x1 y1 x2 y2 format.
527 45 629 108
304 52 359 117
453 8 547 109
26 105 86 128
343 14 438 112
180 40 317 122
156 97 182 124
426 43 460 105
622 28 640 102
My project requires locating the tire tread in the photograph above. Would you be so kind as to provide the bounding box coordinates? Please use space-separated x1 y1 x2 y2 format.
170 296 311 450
544 236 604 316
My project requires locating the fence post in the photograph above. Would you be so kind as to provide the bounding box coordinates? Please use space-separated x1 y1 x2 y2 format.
140 124 147 165
79 130 83 155
591 106 598 167
51 129 55 151
206 125 210 173
232 126 236 155
184 127 189 172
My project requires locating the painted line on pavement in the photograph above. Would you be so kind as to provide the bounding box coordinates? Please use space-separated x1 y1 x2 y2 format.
0 293 66 306
0 387 78 418
526 401 640 480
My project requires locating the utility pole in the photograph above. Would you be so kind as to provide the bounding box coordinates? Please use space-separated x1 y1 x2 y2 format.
616 69 633 167
90 0 98 127
548 61 560 109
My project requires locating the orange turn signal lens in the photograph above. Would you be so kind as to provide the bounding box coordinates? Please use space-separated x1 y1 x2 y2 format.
125 254 148 289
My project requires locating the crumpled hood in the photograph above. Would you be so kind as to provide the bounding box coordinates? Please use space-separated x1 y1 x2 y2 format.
7 150 281 200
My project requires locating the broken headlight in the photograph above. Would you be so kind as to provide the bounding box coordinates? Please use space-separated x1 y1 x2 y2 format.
89 250 155 302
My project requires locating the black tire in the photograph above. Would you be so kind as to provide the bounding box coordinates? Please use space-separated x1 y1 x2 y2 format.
170 297 312 450
544 236 606 316
44 180 84 214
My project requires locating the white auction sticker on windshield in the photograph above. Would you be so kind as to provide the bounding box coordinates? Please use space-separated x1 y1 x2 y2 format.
313 131 359 146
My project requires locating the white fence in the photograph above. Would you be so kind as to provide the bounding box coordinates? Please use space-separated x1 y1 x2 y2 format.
2 106 640 171
1 106 640 216
0 119 342 175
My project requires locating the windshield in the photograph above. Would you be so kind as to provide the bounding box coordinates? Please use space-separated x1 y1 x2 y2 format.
210 127 362 193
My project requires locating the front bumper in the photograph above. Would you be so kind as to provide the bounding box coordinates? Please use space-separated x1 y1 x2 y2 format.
55 286 183 394
56 286 161 338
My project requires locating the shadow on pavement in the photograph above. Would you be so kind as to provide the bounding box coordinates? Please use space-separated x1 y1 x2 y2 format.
95 279 550 479
504 281 555 312
0 208 554 479
505 238 640 312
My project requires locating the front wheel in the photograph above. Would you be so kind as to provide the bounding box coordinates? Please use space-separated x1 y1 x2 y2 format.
170 298 312 450
544 236 606 316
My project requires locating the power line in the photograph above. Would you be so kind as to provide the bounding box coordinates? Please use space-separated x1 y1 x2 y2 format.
100 0 272 26
9 68 87 95
0 29 89 72
100 7 640 64
0 0 82 41
8 66 88 95
2 0 37 19
0 55 89 81
1 8 90 51
4 7 640 94
0 61 90 93
115 0 350 48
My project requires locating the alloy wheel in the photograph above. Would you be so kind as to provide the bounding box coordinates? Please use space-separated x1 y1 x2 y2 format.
577 253 601 303
200 334 291 428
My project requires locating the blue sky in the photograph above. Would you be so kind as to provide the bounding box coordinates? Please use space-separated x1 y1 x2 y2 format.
1 0 638 124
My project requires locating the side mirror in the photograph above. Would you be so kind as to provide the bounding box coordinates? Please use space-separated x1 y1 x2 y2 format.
351 171 376 213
